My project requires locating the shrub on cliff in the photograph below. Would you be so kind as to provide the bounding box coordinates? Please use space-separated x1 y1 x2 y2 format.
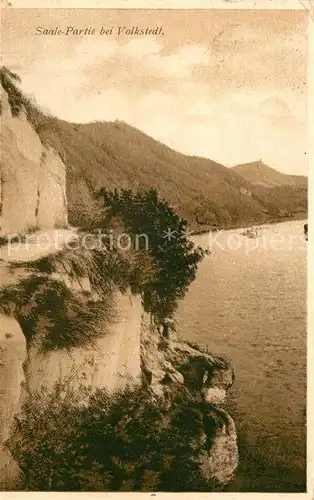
0 275 114 351
97 188 205 323
0 66 40 122
0 67 24 116
7 384 217 492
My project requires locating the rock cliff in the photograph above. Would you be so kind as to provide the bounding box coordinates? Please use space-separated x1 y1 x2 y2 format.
0 242 238 490
0 72 238 491
0 82 68 238
0 248 143 489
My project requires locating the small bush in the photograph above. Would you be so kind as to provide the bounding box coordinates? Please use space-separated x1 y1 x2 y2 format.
0 67 24 116
0 66 42 127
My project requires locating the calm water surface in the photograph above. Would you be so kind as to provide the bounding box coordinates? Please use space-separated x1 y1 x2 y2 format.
176 220 307 492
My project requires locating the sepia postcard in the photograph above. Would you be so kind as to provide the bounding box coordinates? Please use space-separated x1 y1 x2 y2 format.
0 1 312 497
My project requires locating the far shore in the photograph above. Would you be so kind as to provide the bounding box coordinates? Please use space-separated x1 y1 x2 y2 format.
190 212 308 236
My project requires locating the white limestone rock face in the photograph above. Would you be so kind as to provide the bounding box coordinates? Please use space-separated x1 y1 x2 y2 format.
0 83 67 238
25 290 142 399
37 147 68 229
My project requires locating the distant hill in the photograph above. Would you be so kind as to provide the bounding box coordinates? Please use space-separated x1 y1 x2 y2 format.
34 115 307 229
232 160 307 188
0 66 308 230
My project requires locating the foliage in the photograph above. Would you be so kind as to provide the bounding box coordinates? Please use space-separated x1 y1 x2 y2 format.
0 66 23 116
97 188 205 323
7 384 217 492
0 66 37 120
0 275 113 351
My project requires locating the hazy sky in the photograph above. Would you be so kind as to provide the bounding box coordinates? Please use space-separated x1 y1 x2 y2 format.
1 8 309 174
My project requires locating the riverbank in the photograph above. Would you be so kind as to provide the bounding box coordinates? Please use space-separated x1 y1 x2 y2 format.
190 211 308 236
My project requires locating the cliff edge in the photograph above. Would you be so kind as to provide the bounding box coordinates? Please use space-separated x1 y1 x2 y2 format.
0 80 68 238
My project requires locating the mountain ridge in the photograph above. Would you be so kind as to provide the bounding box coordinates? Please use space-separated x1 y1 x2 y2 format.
35 116 307 229
232 160 307 188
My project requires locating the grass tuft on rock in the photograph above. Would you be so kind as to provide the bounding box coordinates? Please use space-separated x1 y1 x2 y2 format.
0 275 114 351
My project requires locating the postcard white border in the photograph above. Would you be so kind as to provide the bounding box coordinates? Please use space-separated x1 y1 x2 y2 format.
0 0 309 10
0 1 313 499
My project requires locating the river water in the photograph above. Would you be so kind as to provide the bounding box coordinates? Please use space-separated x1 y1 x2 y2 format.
176 220 307 492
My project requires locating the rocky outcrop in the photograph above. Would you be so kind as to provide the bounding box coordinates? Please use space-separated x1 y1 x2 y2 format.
199 407 237 486
141 318 238 487
141 316 234 404
0 83 68 238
